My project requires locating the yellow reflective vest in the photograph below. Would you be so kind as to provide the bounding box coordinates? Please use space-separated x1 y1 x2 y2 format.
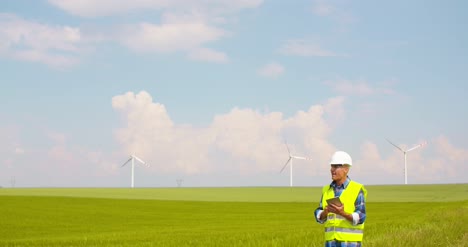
321 180 367 242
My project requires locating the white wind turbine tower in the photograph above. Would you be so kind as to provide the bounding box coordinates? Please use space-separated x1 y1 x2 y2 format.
121 154 149 188
386 139 427 185
280 142 311 187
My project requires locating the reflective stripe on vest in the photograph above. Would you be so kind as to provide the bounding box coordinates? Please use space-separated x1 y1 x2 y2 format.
321 180 367 242
325 227 364 234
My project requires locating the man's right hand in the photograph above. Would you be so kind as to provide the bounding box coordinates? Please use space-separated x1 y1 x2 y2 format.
320 206 329 220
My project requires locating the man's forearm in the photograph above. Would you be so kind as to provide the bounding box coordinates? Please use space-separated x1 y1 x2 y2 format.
319 208 329 221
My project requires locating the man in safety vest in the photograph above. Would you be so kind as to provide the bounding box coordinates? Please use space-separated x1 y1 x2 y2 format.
314 151 367 247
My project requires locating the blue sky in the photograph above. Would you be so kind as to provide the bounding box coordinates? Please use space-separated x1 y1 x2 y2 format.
1 0 467 187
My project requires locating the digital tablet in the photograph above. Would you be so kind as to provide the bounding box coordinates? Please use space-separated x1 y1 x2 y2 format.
326 197 342 206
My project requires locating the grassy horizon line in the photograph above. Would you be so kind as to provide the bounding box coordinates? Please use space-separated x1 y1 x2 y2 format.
1 184 467 202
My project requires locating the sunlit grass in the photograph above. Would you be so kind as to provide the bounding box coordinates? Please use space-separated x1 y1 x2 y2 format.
0 184 466 246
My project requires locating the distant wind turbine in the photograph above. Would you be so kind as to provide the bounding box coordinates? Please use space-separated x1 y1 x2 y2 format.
386 139 427 185
121 154 149 188
176 179 183 188
280 142 311 187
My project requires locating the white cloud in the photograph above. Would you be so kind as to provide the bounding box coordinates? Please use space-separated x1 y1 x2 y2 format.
112 92 468 185
2 94 467 186
114 12 231 62
187 47 228 63
257 62 285 79
322 96 346 123
48 145 73 163
111 91 340 175
0 13 229 65
0 14 85 67
324 78 395 96
43 1 263 64
355 141 400 177
48 0 263 18
119 22 226 53
46 0 263 63
279 39 338 57
311 0 357 26
48 0 169 17
352 137 467 184
434 135 468 162
0 1 262 66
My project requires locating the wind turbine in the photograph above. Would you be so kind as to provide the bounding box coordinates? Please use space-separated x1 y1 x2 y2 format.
386 139 427 185
176 179 183 188
121 154 149 188
10 176 16 188
280 142 311 187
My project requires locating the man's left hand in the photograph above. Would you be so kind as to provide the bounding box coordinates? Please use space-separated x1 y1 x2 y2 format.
328 203 345 216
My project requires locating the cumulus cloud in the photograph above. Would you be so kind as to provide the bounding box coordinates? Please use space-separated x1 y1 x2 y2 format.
111 91 341 176
119 22 226 53
2 93 467 186
279 39 338 57
433 135 468 162
48 145 74 163
257 62 285 78
351 137 468 184
110 92 468 185
322 96 346 123
0 13 87 67
354 141 401 178
113 14 232 62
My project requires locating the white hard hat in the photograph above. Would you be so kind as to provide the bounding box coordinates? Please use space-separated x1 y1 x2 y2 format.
329 151 352 166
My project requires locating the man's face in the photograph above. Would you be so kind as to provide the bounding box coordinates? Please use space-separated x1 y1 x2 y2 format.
330 164 349 182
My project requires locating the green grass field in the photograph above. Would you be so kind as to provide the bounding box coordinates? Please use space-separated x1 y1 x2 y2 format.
1 184 467 246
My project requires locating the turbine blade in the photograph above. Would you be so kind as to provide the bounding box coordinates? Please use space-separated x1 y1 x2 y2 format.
280 157 292 173
121 157 132 167
292 155 307 160
284 142 291 156
407 141 427 152
386 138 404 152
133 155 146 164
